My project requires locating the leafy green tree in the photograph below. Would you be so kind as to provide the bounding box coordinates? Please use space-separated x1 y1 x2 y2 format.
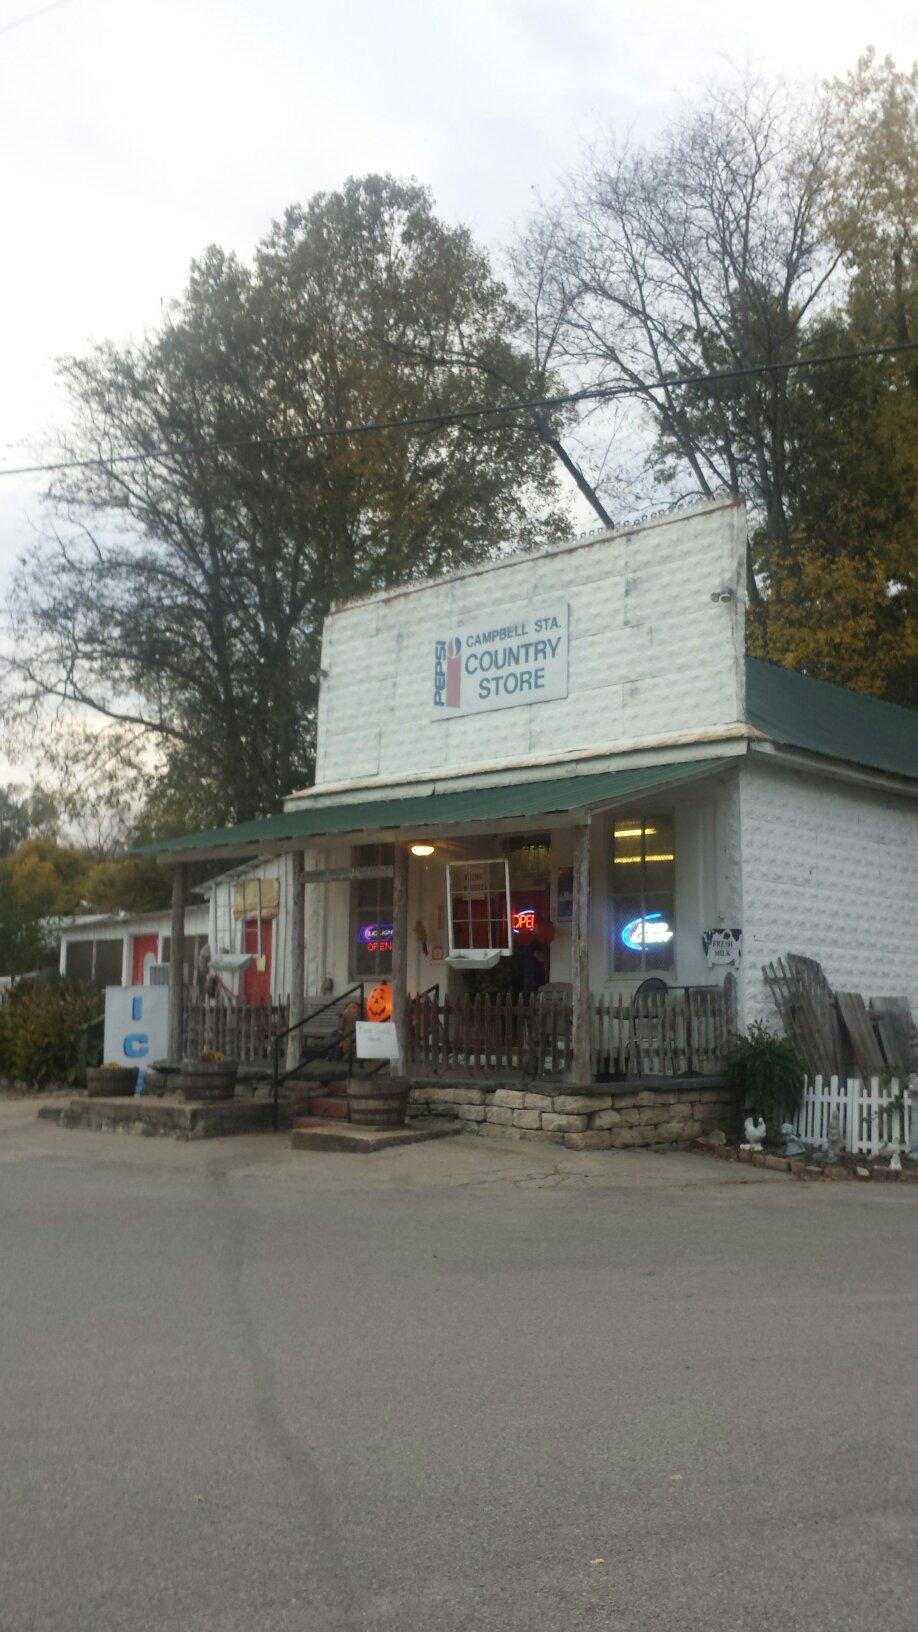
747 334 916 704
0 871 57 976
0 786 59 859
823 50 916 350
82 856 171 914
8 176 568 829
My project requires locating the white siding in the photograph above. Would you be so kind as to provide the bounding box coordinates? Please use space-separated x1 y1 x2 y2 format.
313 499 746 792
739 757 918 1027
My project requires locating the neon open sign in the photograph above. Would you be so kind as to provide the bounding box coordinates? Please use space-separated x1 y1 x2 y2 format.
511 908 537 934
358 923 394 954
620 913 673 952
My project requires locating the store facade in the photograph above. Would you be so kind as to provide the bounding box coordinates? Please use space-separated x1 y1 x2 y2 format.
142 496 918 1107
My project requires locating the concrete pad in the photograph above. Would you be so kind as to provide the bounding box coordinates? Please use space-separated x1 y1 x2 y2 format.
37 1094 286 1139
290 1117 463 1153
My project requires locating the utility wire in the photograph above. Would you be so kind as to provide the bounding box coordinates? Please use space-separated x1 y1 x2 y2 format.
1 341 915 480
0 0 73 37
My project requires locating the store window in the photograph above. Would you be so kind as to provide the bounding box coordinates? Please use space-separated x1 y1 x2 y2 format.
64 937 124 987
447 859 511 952
161 934 209 978
350 844 394 978
611 814 675 973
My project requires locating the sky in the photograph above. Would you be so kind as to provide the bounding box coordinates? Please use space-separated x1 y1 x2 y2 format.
0 0 914 576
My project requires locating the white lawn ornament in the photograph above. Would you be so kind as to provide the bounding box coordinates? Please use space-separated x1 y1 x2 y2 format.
741 1115 766 1151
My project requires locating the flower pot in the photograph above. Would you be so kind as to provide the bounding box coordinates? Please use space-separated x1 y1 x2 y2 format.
86 1065 138 1098
346 1078 409 1129
174 1059 237 1102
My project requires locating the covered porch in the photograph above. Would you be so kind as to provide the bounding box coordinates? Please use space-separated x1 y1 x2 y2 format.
147 750 743 1093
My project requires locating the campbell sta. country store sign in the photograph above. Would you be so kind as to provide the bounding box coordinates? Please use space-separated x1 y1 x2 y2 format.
432 604 569 720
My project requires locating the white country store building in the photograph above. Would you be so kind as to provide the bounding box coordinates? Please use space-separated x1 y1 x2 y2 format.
141 497 918 1131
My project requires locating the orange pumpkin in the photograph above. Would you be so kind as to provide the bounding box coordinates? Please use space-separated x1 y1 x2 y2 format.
366 983 393 1022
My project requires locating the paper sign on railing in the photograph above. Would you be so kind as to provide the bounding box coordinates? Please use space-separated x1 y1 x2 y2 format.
355 1021 400 1061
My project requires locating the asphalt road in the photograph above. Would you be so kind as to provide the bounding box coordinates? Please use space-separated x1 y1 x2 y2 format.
1 1101 917 1632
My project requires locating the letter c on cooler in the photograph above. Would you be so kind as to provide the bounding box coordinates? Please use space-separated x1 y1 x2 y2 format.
124 1034 149 1058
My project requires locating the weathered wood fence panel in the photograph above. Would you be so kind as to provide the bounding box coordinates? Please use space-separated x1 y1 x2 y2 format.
183 995 289 1064
407 987 727 1079
407 992 572 1078
592 988 728 1079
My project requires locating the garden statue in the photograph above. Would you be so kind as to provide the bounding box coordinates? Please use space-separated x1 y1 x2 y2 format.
781 1122 806 1158
741 1114 766 1151
825 1108 843 1165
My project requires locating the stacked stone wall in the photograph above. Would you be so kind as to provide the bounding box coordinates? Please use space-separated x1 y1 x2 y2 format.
408 1083 739 1150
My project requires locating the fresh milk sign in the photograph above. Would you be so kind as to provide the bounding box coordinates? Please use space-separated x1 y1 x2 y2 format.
432 603 568 720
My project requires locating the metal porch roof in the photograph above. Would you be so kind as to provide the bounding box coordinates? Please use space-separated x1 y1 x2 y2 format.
137 758 720 861
745 658 918 781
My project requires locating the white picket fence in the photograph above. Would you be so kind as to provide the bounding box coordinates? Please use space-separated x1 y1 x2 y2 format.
796 1075 916 1156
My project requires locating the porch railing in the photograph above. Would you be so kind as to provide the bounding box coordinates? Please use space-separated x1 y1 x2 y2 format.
182 994 289 1064
593 988 729 1078
406 986 730 1079
408 991 571 1077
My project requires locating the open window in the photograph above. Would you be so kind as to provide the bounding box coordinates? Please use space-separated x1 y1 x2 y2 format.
446 859 512 969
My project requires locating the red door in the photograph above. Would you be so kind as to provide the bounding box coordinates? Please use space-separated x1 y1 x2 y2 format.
131 934 159 986
243 920 272 1005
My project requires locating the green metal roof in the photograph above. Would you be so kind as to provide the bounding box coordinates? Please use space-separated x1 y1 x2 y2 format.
137 661 916 863
745 657 918 782
137 758 720 859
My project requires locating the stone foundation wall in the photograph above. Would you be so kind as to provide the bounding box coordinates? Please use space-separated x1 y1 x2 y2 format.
408 1083 739 1150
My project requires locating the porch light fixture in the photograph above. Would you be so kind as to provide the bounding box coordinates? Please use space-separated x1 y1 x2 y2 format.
410 843 436 857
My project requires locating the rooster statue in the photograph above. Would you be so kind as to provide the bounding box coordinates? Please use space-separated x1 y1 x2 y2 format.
741 1114 766 1151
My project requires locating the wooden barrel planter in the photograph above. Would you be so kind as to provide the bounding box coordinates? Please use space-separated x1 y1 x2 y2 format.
86 1065 138 1098
347 1078 409 1129
174 1058 237 1102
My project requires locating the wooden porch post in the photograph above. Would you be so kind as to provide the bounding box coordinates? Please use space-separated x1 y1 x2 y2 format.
571 821 592 1086
167 862 186 1065
391 843 409 1075
286 848 306 1072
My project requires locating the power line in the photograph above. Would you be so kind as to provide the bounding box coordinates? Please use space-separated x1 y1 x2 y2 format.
0 0 73 38
1 341 915 480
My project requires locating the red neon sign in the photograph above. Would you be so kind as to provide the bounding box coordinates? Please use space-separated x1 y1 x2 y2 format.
512 909 537 934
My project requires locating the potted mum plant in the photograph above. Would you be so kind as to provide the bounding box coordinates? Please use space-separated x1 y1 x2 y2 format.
173 1050 237 1102
85 1062 139 1098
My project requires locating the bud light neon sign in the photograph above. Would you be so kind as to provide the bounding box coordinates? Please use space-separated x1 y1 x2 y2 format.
358 923 394 954
620 913 673 952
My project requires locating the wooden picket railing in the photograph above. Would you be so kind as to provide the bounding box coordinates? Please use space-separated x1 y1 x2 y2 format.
406 984 731 1080
183 994 289 1064
407 991 571 1078
593 988 730 1078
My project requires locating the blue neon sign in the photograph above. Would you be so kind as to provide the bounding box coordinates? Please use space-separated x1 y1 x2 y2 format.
620 912 673 953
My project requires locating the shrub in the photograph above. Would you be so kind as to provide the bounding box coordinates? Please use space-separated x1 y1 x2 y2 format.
0 981 103 1086
729 1022 803 1128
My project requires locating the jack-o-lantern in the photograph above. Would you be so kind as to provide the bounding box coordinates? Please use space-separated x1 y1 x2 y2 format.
366 983 393 1022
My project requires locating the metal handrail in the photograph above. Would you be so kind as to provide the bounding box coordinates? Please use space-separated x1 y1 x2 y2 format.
271 983 365 1130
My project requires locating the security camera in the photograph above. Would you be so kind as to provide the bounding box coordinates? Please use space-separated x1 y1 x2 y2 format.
710 589 735 603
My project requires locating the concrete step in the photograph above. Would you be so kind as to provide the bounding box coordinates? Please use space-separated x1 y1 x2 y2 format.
290 1119 464 1154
